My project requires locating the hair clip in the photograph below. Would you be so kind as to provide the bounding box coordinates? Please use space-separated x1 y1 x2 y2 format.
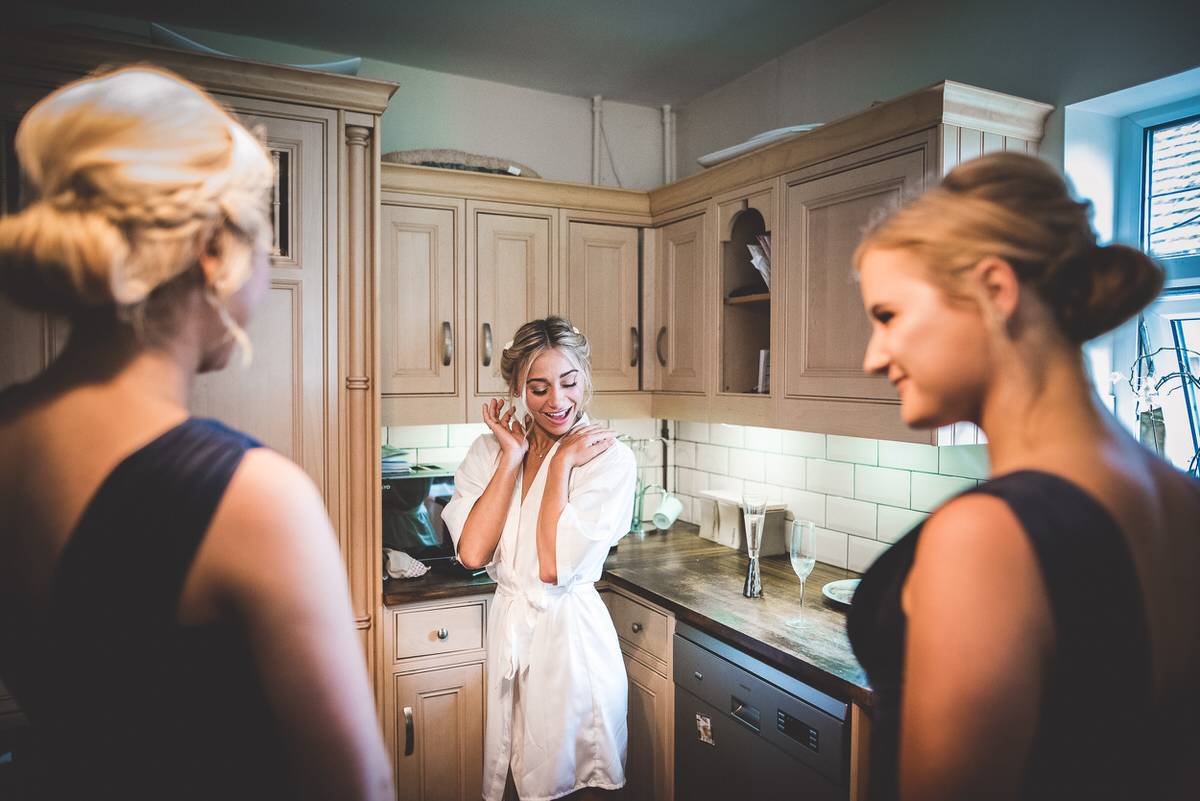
572 327 579 334
503 340 513 352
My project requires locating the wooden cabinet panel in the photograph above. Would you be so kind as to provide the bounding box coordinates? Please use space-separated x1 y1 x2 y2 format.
781 146 928 404
617 653 672 801
470 208 555 407
187 103 334 503
391 601 486 662
380 200 463 400
390 663 485 801
566 221 640 393
653 213 708 395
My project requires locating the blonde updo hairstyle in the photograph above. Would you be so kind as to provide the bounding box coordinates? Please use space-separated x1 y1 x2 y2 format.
0 64 274 355
500 316 593 425
853 152 1164 343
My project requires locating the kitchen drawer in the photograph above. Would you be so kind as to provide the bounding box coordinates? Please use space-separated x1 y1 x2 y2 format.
606 591 669 660
392 600 485 662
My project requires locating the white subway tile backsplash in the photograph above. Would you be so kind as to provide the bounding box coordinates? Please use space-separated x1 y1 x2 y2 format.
728 448 767 482
744 426 784 453
781 430 826 458
673 440 697 470
815 526 849 569
848 535 889 573
385 424 449 448
677 420 710 444
807 459 855 498
827 435 878 465
879 440 938 473
415 446 469 466
855 464 911 508
696 443 729 476
611 418 658 439
911 472 976 512
676 467 702 497
707 473 742 495
764 453 806 489
780 488 826 527
877 505 926 544
448 423 488 447
827 496 877 538
939 444 989 479
710 423 745 448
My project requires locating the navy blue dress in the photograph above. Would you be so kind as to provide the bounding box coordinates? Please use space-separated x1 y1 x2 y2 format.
847 470 1194 801
0 418 295 800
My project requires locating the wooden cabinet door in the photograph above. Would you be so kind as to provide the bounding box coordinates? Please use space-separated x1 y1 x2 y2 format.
617 652 673 801
781 149 927 404
187 102 334 499
379 200 463 412
470 208 554 409
566 221 640 393
653 213 708 395
390 663 485 801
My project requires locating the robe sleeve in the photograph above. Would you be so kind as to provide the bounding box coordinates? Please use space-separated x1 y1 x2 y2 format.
553 439 637 583
441 433 501 561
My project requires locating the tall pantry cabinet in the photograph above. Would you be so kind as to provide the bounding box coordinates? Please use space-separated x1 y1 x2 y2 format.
0 26 398 700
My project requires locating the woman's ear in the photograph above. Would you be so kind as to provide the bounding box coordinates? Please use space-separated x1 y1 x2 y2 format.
195 229 226 287
974 256 1021 323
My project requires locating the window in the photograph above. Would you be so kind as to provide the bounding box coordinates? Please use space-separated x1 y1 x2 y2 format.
1133 289 1200 474
1144 114 1200 266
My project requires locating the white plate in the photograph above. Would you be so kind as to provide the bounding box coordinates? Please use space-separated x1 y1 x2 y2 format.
822 579 860 607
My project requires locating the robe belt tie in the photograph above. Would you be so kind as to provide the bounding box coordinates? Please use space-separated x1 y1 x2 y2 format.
494 577 593 681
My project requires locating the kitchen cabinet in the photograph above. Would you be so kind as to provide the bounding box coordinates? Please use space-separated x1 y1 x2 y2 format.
777 133 931 442
711 180 777 428
383 595 489 801
646 204 712 422
647 79 1052 442
601 586 675 801
379 164 652 425
0 26 396 663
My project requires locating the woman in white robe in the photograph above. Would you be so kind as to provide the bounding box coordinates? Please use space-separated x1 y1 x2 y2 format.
442 317 636 801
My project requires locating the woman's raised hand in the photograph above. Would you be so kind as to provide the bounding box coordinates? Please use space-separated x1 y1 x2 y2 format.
553 423 616 469
482 398 528 465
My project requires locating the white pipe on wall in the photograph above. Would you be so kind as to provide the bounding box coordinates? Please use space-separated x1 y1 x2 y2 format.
592 95 602 185
661 104 674 184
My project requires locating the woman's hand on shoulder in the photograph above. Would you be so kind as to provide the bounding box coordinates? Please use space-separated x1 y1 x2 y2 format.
552 423 616 469
482 398 527 467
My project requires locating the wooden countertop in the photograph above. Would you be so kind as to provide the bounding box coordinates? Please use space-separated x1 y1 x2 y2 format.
382 523 873 706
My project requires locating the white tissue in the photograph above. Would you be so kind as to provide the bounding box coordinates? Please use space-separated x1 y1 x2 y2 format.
385 548 430 579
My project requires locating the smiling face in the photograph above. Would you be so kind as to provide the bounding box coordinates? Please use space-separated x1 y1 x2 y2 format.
521 347 585 438
859 247 993 429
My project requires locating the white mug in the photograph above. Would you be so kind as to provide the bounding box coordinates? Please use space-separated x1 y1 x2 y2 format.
652 495 683 529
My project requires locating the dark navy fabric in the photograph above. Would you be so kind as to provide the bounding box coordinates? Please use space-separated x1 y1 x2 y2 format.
848 470 1190 801
0 418 296 800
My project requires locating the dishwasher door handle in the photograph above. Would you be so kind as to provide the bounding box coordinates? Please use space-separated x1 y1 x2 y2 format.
730 695 761 732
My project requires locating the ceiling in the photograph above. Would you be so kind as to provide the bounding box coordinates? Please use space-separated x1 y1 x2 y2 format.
37 0 892 107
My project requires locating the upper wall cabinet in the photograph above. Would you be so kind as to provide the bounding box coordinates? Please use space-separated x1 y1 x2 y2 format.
0 26 397 656
380 164 652 425
647 80 1053 444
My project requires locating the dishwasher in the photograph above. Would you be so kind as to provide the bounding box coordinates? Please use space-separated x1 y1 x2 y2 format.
673 621 848 800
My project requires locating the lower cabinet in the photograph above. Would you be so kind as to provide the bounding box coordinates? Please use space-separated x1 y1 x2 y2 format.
384 596 489 801
602 586 675 801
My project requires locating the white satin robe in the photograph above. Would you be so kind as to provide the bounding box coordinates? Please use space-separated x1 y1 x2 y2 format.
442 420 636 801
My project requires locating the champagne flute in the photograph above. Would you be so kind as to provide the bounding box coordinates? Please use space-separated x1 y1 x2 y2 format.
787 519 816 628
741 494 768 598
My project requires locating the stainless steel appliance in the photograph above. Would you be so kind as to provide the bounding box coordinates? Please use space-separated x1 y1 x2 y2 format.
674 622 849 800
381 466 455 564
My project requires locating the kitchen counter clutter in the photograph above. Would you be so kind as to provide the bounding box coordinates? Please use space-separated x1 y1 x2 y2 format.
382 521 870 706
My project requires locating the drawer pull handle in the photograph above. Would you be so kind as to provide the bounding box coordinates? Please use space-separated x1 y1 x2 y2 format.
631 622 643 634
482 323 493 367
656 327 667 366
630 327 640 367
442 321 453 366
437 628 449 641
404 706 414 756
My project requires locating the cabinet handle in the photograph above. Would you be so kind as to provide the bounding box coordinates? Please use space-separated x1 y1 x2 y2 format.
437 627 449 641
656 327 667 367
442 322 453 367
630 327 640 367
631 622 643 634
404 706 414 756
482 323 493 367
